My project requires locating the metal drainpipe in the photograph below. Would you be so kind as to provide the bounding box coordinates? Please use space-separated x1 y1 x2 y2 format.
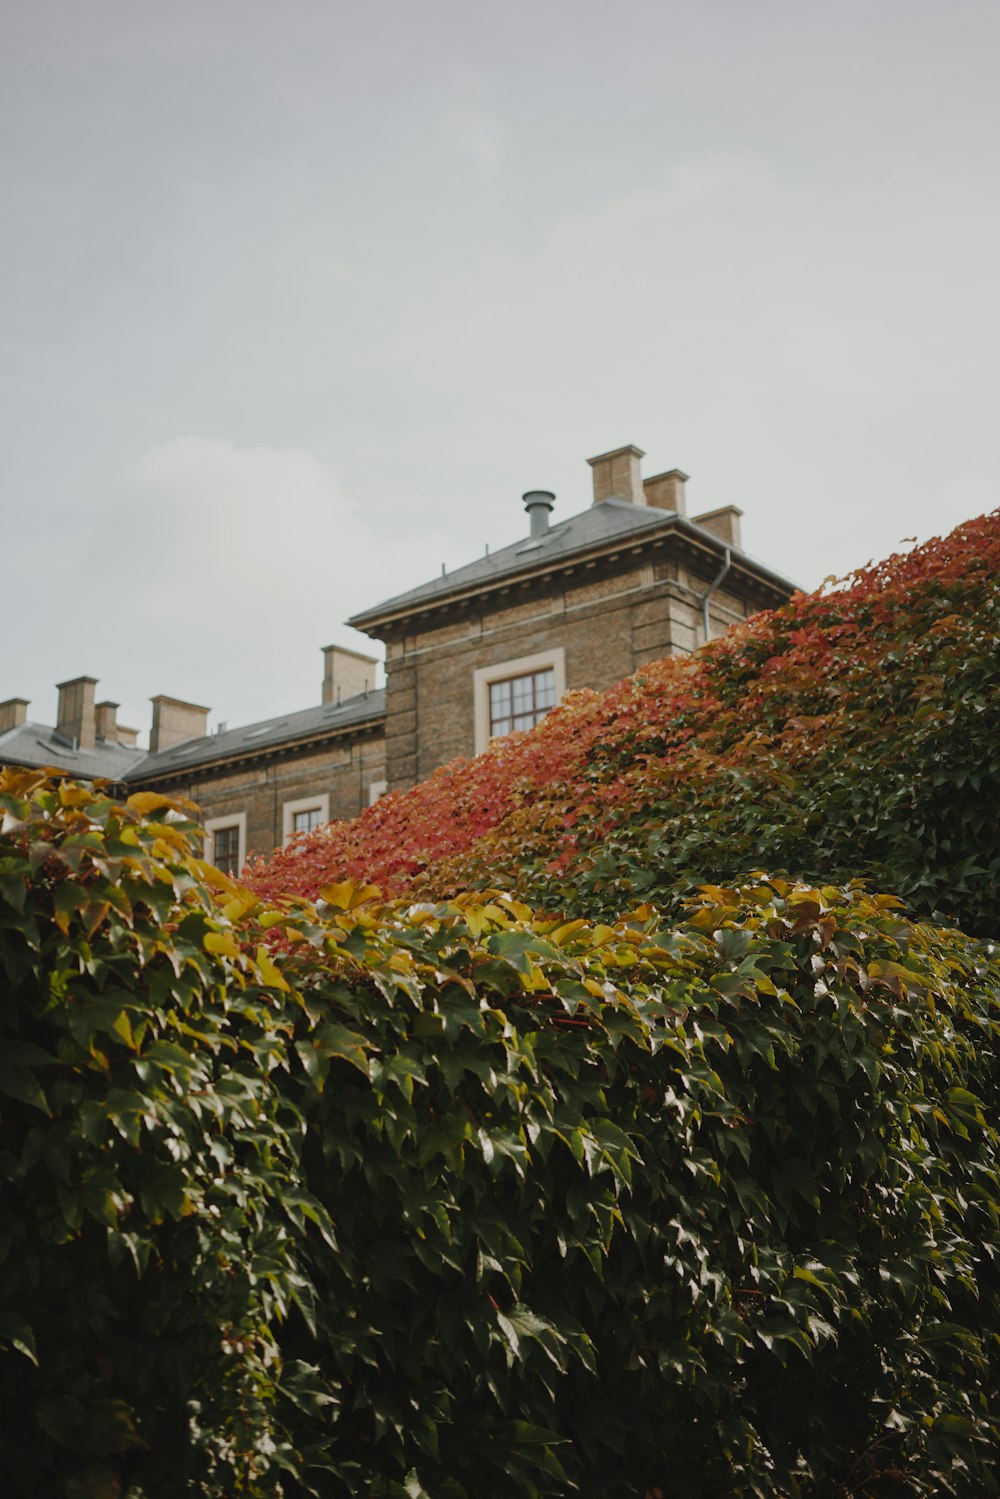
701 546 731 646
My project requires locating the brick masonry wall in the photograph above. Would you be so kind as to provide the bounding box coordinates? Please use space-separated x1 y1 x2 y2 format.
383 559 754 790
146 729 386 861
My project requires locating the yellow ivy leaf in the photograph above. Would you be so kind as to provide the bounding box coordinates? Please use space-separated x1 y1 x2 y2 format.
460 906 492 938
497 895 533 922
192 858 240 895
126 792 174 817
205 931 240 960
319 879 382 910
549 919 588 946
145 823 191 850
319 880 358 910
59 784 92 808
255 944 290 993
222 893 259 923
696 884 741 907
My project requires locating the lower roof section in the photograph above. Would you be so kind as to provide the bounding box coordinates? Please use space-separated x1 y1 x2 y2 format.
124 688 386 782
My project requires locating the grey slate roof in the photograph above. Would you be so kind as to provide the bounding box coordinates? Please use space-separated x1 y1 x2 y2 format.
0 722 145 780
1 691 386 784
348 499 796 629
123 687 386 781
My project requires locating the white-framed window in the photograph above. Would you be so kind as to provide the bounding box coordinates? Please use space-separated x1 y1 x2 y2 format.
204 812 247 877
368 779 388 805
473 646 566 755
488 667 556 736
282 793 330 845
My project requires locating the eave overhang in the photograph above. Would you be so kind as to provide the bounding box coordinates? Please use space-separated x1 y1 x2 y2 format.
348 514 797 639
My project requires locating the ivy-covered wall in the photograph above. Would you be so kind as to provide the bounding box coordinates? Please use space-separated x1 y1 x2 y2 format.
249 509 1000 942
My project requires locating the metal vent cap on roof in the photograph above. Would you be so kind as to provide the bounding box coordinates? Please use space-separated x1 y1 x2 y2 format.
523 490 555 540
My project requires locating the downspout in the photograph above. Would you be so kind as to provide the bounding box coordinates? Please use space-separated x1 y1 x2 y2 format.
701 546 731 645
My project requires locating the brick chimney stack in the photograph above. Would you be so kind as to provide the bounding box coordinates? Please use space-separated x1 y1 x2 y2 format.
322 645 379 705
693 505 744 549
95 701 119 742
0 698 29 733
644 468 688 515
56 676 97 750
149 695 210 752
587 445 646 507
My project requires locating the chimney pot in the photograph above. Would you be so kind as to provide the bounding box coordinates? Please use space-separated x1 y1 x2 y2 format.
586 444 646 506
0 698 30 733
523 489 555 539
56 676 98 751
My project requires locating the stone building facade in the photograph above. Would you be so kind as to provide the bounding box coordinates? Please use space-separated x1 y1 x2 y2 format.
348 445 793 791
0 442 796 873
124 680 386 876
0 652 385 875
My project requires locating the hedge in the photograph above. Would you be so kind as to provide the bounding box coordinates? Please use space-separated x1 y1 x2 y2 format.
2 773 999 1495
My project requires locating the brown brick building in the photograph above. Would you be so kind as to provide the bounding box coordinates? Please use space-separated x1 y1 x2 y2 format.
0 442 796 873
349 444 792 791
0 653 386 877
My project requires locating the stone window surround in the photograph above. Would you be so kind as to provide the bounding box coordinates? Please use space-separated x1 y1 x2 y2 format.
282 793 330 845
204 811 247 874
368 779 388 805
473 646 566 756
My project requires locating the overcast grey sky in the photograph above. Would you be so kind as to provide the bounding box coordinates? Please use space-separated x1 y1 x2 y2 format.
3 0 998 742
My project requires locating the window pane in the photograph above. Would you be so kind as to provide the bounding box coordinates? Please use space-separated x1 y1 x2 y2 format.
490 678 514 735
490 680 511 719
535 669 555 708
214 825 240 876
489 664 558 740
512 677 532 711
293 807 322 834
